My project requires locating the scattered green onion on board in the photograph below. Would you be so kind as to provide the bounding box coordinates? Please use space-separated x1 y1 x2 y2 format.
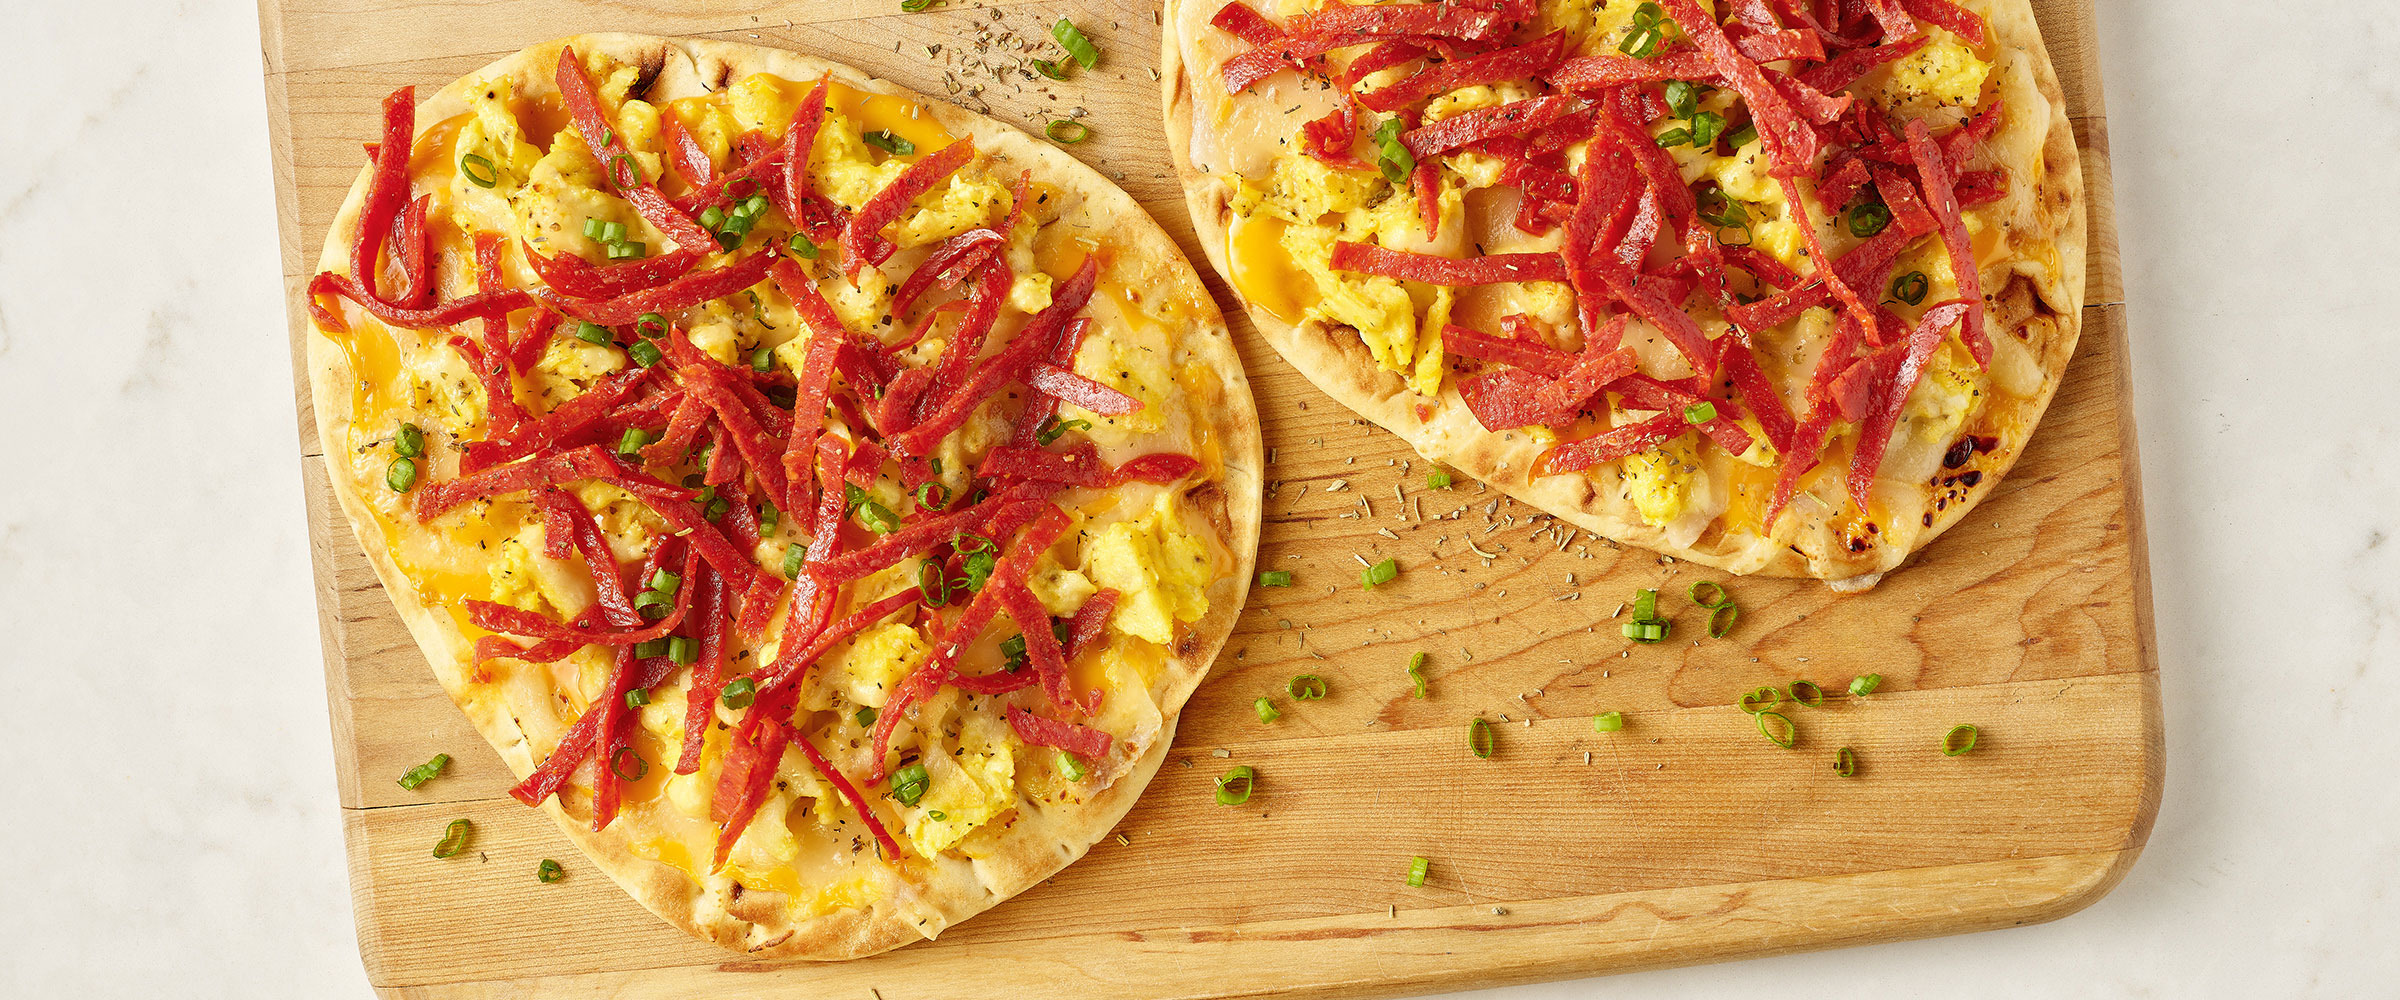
1427 469 1453 489
1045 119 1091 144
1214 765 1255 805
1688 580 1737 637
1789 680 1825 708
1942 724 1981 756
1254 697 1281 724
536 859 565 883
1834 746 1858 777
1469 717 1494 759
1407 856 1430 887
1755 710 1796 748
1257 570 1294 587
1052 18 1100 68
432 818 472 859
1289 674 1328 700
1361 558 1399 588
1738 685 1780 714
1848 673 1883 697
397 753 450 790
1406 651 1429 698
1593 711 1625 732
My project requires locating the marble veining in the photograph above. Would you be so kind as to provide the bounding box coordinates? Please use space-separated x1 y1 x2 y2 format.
1 1 2394 997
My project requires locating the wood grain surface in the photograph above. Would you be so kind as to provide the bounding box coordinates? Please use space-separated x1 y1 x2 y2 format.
257 1 2158 996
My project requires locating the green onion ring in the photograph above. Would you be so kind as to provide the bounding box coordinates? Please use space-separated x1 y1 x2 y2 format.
1708 603 1739 638
1755 710 1796 748
432 818 472 858
1942 724 1980 756
536 859 565 883
1737 685 1780 714
1848 673 1883 697
1407 856 1430 887
1789 680 1825 708
1214 765 1255 805
1834 746 1858 777
1051 18 1100 68
1687 580 1730 609
1406 651 1429 698
1469 717 1494 759
1592 711 1625 732
459 153 500 188
610 748 649 782
1045 119 1091 144
1254 697 1281 724
1058 751 1087 782
1288 674 1328 700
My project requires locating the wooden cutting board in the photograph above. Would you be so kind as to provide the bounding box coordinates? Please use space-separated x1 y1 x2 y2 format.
258 1 2157 996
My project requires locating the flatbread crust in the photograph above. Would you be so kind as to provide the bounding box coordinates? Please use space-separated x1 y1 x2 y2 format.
308 33 1262 959
1164 0 2083 589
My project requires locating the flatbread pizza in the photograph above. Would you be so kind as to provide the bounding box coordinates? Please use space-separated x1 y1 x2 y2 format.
1165 0 2082 589
306 33 1260 959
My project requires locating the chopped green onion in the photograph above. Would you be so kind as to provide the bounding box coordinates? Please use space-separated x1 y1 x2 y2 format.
1889 270 1930 305
915 481 951 510
1427 470 1453 489
1288 674 1328 700
1031 58 1072 81
1045 119 1091 144
781 543 806 579
1834 746 1858 777
855 706 878 727
1469 717 1494 759
1620 619 1669 642
1664 80 1700 118
746 346 774 374
1372 117 1415 185
459 153 500 188
536 858 565 883
1620 24 1664 57
862 129 915 156
1257 570 1294 588
667 636 695 666
1407 651 1429 698
1407 855 1430 887
633 638 670 659
927 810 948 821
1214 765 1255 805
1848 202 1892 238
856 499 899 534
1789 680 1824 708
759 500 780 532
606 240 645 260
788 232 820 258
1688 110 1727 148
432 818 472 858
583 218 606 241
386 457 417 493
999 633 1030 673
1941 724 1980 756
1738 685 1780 714
1688 580 1729 608
958 547 997 592
600 220 627 244
1727 123 1758 149
625 687 650 709
1755 710 1796 748
900 0 936 11
393 422 424 459
575 320 613 345
397 753 451 790
634 313 668 338
1361 558 1399 588
929 457 944 475
1254 697 1281 723
1593 711 1624 732
699 205 726 231
627 340 663 367
1653 126 1693 148
1051 18 1100 68
1684 401 1717 424
617 426 651 457
1035 415 1092 445
1058 751 1088 781
1848 673 1883 697
1695 186 1749 229
720 676 757 709
1633 588 1658 619
892 762 930 805
1709 607 1737 637
919 559 951 607
742 193 769 217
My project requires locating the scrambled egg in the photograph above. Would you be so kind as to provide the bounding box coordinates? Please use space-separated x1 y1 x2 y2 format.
814 621 930 710
1028 563 1099 617
1085 492 1213 644
1067 327 1172 441
1280 221 1418 372
528 334 626 408
448 76 544 233
906 709 1016 856
1902 337 1987 446
486 526 593 616
1875 31 1994 114
1621 432 1703 527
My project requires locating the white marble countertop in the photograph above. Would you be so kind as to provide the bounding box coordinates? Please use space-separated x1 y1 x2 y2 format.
2 1 2391 996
